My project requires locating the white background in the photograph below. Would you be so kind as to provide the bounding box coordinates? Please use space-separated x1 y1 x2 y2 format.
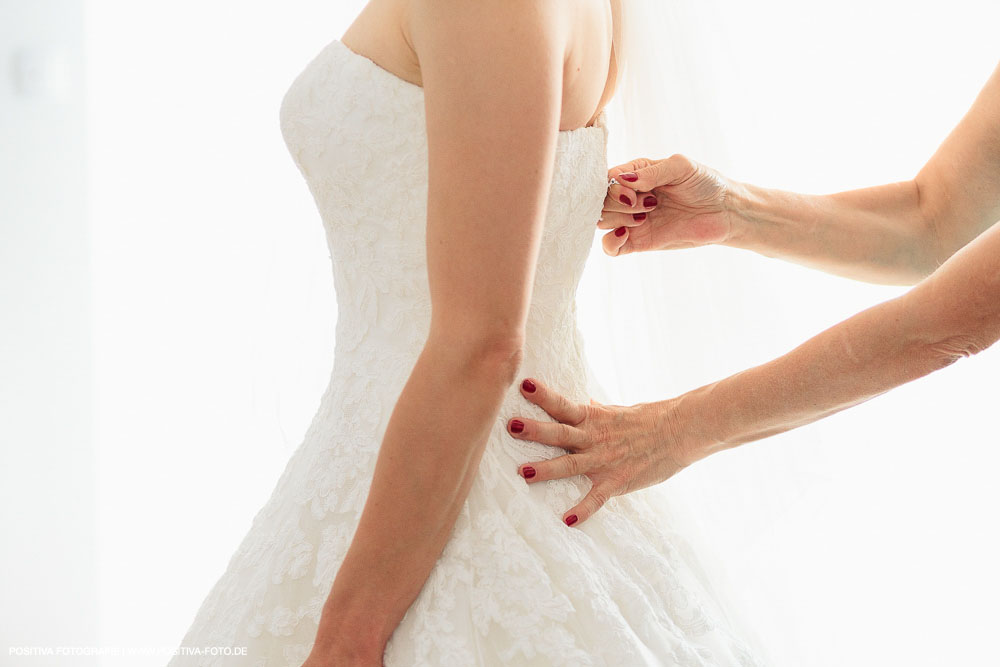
1 1 998 665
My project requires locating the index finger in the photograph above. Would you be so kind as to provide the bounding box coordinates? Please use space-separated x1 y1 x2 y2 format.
519 378 588 425
608 158 654 183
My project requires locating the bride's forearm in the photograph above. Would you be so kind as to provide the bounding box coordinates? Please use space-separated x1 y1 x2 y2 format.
725 180 938 285
319 334 520 653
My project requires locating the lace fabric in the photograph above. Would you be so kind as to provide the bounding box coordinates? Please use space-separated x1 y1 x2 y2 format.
166 39 762 667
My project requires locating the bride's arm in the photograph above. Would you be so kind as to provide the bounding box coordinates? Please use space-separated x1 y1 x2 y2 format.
307 1 567 662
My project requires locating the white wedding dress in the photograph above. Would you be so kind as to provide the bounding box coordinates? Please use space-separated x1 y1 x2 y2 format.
168 39 761 667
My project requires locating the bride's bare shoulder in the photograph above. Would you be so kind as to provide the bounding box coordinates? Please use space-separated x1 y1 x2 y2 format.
339 0 421 86
405 0 573 55
343 0 616 130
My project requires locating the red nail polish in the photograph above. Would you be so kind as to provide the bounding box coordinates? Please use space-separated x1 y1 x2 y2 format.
632 212 647 222
521 379 536 393
615 226 627 237
643 195 657 208
619 172 638 182
510 420 524 434
619 194 632 206
522 466 535 479
565 514 578 526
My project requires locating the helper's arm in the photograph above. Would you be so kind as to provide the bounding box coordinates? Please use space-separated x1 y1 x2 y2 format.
602 61 1000 285
510 217 1000 525
732 60 1000 284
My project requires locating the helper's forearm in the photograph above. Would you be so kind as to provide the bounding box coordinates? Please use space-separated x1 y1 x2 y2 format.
668 220 1000 461
724 62 1000 286
727 179 937 285
320 336 518 651
670 294 935 459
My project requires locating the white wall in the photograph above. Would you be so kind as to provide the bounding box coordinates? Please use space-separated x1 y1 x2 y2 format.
84 1 364 663
3 0 999 665
705 5 1000 665
0 2 95 665
579 1 1000 665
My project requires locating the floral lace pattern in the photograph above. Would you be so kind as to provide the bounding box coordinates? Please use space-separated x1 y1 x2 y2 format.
166 39 762 667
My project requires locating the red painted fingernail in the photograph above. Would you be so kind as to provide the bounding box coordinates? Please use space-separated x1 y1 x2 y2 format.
565 514 578 526
632 212 647 222
522 466 535 479
521 379 536 393
510 419 524 434
643 195 657 208
619 194 632 206
619 172 638 182
615 226 627 237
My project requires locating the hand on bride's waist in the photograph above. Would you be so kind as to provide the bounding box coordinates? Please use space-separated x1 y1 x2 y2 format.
507 378 700 527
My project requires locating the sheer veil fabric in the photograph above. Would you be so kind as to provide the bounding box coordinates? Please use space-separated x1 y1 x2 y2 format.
582 1 820 663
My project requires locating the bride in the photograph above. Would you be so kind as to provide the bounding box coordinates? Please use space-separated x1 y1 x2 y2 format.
168 0 761 665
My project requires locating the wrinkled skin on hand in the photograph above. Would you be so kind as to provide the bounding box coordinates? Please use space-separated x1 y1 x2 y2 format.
600 154 739 256
507 378 694 526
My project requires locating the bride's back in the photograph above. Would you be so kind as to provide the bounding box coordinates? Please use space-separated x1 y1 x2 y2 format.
168 4 761 665
277 0 618 393
340 0 620 131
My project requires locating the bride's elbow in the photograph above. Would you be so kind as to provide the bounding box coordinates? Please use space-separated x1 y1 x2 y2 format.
427 327 525 386
480 338 525 386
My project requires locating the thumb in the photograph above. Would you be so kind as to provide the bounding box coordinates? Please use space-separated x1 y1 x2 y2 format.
562 482 614 527
602 222 648 256
627 153 694 192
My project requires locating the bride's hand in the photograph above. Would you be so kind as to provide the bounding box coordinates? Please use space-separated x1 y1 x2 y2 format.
301 643 383 667
507 378 694 526
301 652 381 667
601 154 742 256
301 601 386 667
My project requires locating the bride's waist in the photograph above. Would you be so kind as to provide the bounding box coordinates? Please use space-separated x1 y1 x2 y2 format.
332 308 582 355
322 351 592 450
330 326 591 395
333 330 586 365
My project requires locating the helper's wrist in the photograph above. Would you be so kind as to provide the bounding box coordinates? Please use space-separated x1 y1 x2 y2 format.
656 383 736 468
720 180 761 250
648 393 713 470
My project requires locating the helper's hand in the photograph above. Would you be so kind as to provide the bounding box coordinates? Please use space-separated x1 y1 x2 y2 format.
601 154 742 256
507 378 695 526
